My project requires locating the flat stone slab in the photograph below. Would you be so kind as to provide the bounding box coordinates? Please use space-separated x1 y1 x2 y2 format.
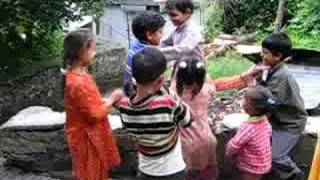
0 106 135 179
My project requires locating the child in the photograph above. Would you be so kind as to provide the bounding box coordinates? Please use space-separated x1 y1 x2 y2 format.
115 47 192 180
219 32 307 180
174 58 218 180
124 11 166 97
256 33 307 180
63 29 121 180
160 0 204 62
226 86 273 180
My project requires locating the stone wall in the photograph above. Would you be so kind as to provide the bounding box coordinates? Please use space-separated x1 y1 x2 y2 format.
0 40 126 125
0 127 138 179
0 109 137 179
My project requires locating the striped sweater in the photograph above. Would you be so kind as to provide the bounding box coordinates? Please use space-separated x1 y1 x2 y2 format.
116 87 192 157
226 116 272 175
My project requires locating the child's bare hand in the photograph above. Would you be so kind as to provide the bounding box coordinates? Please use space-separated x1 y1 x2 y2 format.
111 89 124 103
245 64 269 77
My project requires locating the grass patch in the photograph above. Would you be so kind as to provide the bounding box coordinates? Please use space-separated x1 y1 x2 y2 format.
207 51 253 98
207 51 254 79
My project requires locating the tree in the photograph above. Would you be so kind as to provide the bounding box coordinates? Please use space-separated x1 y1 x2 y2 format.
0 0 109 74
289 0 320 35
275 0 287 32
223 0 240 34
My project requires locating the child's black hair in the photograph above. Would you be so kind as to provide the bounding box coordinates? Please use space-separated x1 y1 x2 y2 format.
245 85 277 116
132 11 165 43
175 58 206 99
132 47 167 85
262 32 292 60
62 29 94 95
165 0 194 14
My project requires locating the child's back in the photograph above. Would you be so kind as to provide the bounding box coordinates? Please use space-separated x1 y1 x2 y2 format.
174 59 218 180
179 84 217 169
117 47 191 179
117 87 191 176
227 116 272 174
226 86 274 180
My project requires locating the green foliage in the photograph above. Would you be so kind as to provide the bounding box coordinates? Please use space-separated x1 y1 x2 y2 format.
204 1 224 41
289 31 320 50
289 0 320 36
237 0 302 33
0 0 108 76
207 51 253 79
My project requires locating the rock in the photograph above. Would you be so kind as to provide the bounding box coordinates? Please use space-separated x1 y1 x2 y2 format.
0 107 137 179
234 44 261 55
204 34 257 59
0 40 126 125
1 106 65 130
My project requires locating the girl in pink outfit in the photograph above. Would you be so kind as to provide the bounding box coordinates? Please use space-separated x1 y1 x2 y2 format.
174 59 218 180
226 86 274 180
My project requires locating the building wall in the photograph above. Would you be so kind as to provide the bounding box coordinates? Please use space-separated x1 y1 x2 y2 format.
99 5 203 47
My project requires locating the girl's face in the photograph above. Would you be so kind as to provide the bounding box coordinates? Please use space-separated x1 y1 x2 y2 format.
167 8 192 27
79 39 96 67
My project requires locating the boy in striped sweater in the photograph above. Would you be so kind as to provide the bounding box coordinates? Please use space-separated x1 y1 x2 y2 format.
115 47 192 180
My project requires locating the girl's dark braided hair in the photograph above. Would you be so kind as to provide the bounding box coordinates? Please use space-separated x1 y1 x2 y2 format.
175 58 206 99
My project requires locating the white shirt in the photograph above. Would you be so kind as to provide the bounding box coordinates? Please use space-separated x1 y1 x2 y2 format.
160 19 204 62
138 137 186 176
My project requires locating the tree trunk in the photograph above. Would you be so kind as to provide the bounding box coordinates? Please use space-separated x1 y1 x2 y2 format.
274 0 287 33
223 0 241 34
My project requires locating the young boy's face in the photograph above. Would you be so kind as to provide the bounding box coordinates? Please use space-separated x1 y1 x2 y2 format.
260 48 281 67
167 8 192 27
146 27 164 46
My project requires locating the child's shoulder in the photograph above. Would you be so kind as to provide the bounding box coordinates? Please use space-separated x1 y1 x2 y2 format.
129 39 147 54
186 21 202 34
272 63 290 77
271 63 298 84
117 97 130 107
154 87 179 106
65 72 91 87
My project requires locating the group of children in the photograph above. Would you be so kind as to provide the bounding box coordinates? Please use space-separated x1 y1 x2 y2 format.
62 0 308 180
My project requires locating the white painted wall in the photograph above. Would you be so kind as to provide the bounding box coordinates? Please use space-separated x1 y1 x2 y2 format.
99 6 203 47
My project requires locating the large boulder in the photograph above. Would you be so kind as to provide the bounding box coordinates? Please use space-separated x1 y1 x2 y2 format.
0 40 126 125
0 106 137 179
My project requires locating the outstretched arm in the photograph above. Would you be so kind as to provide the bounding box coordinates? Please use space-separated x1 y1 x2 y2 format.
207 64 265 91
